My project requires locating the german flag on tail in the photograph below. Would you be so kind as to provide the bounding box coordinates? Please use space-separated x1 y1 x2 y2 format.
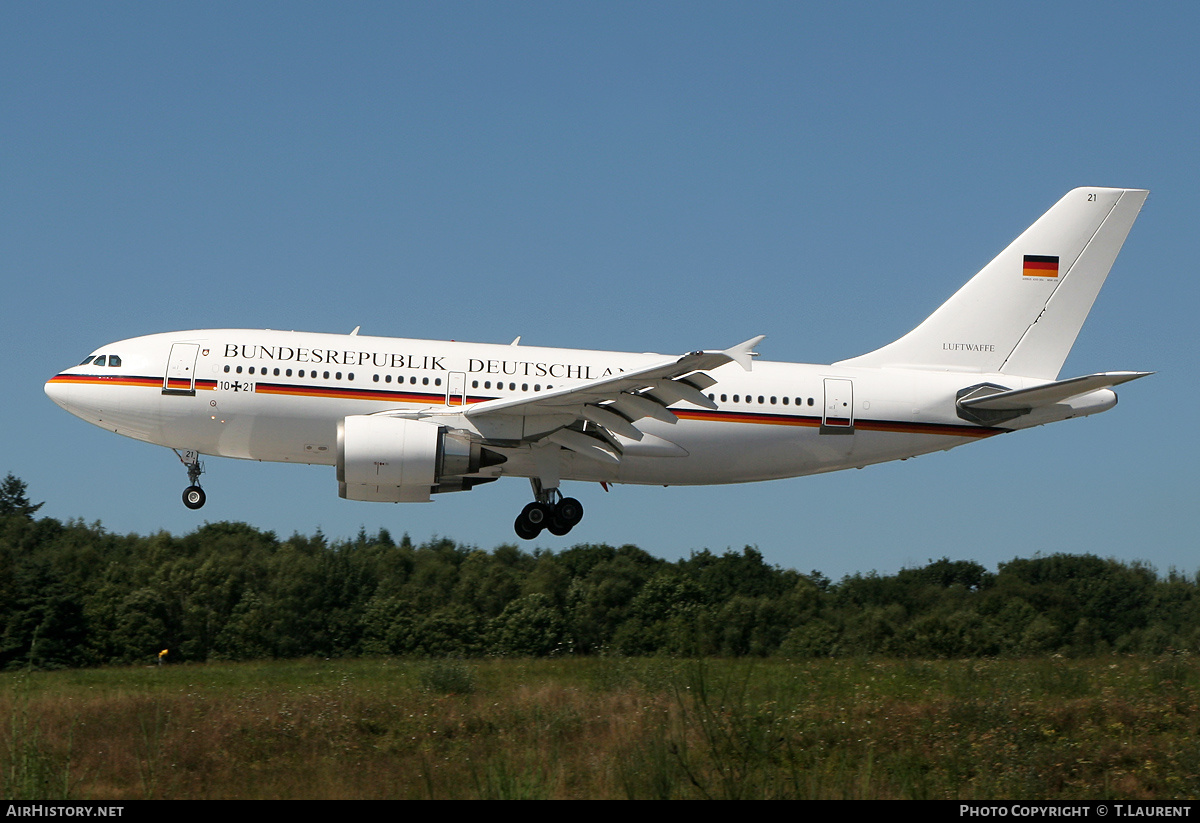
1023 254 1060 278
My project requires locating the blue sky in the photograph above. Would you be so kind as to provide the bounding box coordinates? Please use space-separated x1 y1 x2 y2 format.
4 2 1196 581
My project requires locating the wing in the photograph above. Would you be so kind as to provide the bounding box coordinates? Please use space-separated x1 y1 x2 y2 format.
450 335 765 464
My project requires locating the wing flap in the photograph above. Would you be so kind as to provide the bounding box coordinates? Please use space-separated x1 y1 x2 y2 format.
547 428 622 464
610 392 678 424
582 404 643 440
644 377 719 410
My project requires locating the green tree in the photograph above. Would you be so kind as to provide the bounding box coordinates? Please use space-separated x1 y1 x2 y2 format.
0 474 43 519
493 593 568 656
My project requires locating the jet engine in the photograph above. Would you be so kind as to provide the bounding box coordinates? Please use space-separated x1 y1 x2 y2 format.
336 415 504 502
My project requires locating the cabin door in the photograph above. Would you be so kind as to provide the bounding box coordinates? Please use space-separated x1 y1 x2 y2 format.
163 343 199 396
821 378 854 433
446 371 467 406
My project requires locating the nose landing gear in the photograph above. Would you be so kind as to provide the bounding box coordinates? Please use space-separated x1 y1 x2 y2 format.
174 449 206 510
514 479 584 539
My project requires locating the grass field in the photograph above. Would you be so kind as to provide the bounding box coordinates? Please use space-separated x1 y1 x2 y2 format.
3 655 1198 799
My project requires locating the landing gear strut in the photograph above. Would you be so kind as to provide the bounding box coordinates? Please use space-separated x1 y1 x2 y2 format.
514 478 583 539
175 449 206 510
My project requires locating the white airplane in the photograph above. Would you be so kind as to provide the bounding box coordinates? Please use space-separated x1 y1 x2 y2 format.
46 187 1150 539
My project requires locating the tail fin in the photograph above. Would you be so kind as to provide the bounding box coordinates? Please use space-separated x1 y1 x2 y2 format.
835 187 1148 379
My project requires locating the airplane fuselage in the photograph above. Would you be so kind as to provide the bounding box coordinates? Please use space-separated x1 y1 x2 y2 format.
45 327 1113 488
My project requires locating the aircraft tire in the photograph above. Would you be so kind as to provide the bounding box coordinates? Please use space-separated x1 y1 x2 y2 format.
554 497 584 528
514 512 541 540
182 485 206 510
521 502 551 527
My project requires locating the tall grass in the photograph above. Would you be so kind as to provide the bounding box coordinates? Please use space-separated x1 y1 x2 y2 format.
1 656 1197 799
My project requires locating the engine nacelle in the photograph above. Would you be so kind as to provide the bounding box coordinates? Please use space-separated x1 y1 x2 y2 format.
336 415 503 503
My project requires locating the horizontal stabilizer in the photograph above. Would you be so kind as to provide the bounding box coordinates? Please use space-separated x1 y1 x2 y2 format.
959 371 1152 411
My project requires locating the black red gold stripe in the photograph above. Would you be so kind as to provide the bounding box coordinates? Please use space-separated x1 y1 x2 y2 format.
48 374 219 391
49 373 1001 440
48 374 160 388
253 381 481 405
675 408 999 439
1022 254 1059 277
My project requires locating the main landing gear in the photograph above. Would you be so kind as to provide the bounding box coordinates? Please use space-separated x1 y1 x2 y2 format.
514 480 583 540
175 449 206 510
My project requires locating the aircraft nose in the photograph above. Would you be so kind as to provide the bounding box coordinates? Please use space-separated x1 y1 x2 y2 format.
45 374 80 414
45 375 65 404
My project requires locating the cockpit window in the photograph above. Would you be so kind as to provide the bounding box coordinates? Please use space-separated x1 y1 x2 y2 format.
79 356 96 365
93 355 107 367
108 355 122 367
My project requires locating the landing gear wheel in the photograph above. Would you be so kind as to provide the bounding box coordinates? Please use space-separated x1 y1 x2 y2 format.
554 497 584 529
521 502 551 528
515 502 551 540
514 514 541 540
547 497 584 536
182 485 206 510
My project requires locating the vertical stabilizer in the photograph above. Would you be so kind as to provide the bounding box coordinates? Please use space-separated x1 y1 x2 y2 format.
835 188 1148 379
